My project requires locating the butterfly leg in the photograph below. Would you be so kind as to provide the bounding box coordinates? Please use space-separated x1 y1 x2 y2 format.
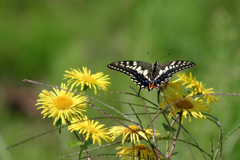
163 81 168 91
157 88 161 104
138 88 142 96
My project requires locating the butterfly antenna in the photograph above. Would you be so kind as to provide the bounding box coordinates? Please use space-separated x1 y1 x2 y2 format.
147 52 171 61
159 53 171 60
147 52 155 60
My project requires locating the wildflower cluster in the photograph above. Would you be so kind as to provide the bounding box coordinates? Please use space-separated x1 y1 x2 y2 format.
33 64 219 160
36 67 111 148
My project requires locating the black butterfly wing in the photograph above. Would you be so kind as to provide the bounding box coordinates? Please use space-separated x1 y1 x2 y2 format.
107 61 152 89
155 60 195 85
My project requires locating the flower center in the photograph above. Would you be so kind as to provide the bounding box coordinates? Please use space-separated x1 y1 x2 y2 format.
124 125 141 133
81 75 97 84
135 144 149 151
87 125 98 134
54 96 73 110
174 99 193 109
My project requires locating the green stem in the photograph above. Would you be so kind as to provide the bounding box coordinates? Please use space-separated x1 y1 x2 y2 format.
166 131 170 157
67 120 90 160
79 138 86 159
132 141 135 160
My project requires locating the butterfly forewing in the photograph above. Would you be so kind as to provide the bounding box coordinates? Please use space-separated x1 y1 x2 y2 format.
107 61 151 77
107 61 153 89
155 60 195 85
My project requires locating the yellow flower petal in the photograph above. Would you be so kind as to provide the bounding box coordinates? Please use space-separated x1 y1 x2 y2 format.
68 116 110 146
64 67 111 94
110 125 160 145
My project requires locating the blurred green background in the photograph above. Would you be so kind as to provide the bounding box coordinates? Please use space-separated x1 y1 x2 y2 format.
1 0 240 159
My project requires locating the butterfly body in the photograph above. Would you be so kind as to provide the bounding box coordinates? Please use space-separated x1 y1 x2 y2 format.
107 60 195 94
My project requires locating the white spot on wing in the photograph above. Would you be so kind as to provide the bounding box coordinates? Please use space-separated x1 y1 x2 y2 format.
159 70 163 75
143 69 148 76
165 66 169 71
136 66 142 72
170 61 176 65
132 66 137 70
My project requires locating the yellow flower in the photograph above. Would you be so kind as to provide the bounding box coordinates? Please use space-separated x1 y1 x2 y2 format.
64 67 111 94
36 83 87 125
162 82 182 92
116 144 157 160
68 116 110 146
160 89 210 123
173 72 218 104
110 125 160 145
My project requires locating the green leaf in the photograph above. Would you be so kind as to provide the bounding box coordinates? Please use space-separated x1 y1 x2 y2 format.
66 140 83 147
66 139 93 148
162 123 177 132
172 152 178 156
187 90 192 94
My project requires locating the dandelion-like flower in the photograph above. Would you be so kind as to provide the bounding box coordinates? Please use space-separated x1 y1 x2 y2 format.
160 89 210 123
110 125 160 145
116 144 157 160
174 72 218 104
68 116 110 146
64 67 111 94
36 83 87 125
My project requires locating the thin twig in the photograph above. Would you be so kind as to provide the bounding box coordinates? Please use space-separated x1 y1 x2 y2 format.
6 127 61 150
129 104 143 128
222 125 240 143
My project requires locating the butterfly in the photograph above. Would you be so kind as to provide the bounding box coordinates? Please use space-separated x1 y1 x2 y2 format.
107 60 195 95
